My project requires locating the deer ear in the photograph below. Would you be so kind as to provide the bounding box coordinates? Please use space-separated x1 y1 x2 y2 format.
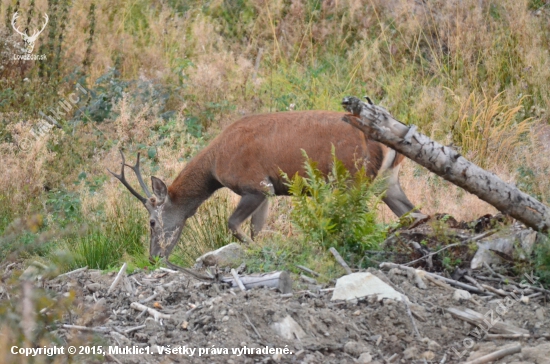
151 176 168 202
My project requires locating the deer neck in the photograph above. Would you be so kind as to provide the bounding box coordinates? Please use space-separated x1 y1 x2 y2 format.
167 151 219 217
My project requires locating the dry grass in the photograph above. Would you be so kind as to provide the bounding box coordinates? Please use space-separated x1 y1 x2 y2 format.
451 91 533 168
377 161 499 224
2 0 550 267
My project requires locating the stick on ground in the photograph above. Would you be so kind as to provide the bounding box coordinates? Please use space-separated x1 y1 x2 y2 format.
108 263 127 295
329 247 352 275
463 344 521 364
130 302 170 321
231 269 247 292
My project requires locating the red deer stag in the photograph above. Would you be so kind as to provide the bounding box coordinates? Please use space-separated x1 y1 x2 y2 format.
109 111 418 261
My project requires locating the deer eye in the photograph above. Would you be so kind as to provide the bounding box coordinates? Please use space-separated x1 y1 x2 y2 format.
150 220 155 228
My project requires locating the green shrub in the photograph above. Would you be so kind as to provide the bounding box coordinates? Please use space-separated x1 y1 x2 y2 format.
285 148 385 260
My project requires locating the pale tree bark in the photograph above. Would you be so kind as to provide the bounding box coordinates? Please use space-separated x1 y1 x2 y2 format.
341 96 550 232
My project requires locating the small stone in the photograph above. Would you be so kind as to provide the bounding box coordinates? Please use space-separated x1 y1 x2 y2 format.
427 340 441 351
271 316 306 340
222 316 229 322
332 272 405 302
353 310 361 316
535 308 545 321
343 341 368 358
453 289 471 301
86 283 102 292
403 346 418 360
196 243 244 268
421 351 435 360
181 321 189 330
356 352 373 363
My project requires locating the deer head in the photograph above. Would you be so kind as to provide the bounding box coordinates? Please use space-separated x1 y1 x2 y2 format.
108 151 186 262
11 12 49 54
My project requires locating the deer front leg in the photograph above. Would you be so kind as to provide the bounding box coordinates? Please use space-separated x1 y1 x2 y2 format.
228 193 266 244
251 199 269 240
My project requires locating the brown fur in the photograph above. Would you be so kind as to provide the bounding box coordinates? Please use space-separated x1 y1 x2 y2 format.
169 111 391 202
140 110 416 258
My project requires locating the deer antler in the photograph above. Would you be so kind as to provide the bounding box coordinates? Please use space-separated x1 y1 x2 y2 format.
124 152 152 198
28 14 48 41
107 150 150 204
11 12 28 38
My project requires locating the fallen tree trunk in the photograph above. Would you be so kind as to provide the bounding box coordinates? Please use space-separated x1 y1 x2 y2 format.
341 96 550 232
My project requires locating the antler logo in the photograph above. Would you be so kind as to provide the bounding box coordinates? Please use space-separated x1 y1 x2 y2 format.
11 12 49 54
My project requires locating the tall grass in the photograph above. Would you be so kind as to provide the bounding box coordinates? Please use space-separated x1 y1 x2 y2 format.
451 91 533 168
1 0 550 278
51 192 147 271
172 190 235 267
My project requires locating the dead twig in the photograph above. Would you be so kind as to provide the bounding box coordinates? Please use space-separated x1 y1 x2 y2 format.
329 247 352 275
463 344 521 364
401 294 421 339
486 333 550 339
404 230 497 267
164 259 214 281
107 263 127 295
243 312 262 340
139 292 158 304
300 274 317 284
62 324 110 333
296 265 320 277
231 269 247 292
57 266 88 278
130 302 170 321
123 325 146 334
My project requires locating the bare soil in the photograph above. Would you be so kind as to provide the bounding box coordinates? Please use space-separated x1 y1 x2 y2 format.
45 263 549 364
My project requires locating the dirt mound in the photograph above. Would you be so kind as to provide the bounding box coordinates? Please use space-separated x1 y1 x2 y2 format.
42 264 549 364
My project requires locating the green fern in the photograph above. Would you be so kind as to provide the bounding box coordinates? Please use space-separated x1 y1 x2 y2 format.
285 147 385 260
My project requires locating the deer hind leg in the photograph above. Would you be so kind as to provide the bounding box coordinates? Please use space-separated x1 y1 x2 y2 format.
380 162 418 217
251 199 269 240
228 193 267 244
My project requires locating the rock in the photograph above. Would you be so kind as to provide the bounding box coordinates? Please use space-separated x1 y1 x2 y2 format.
196 243 244 268
518 230 537 255
343 341 369 358
471 235 515 269
331 272 405 302
421 351 435 360
20 265 41 281
403 346 418 360
270 315 306 340
86 283 102 292
453 289 472 301
535 308 545 321
427 340 441 351
471 228 539 269
523 343 550 363
356 352 373 363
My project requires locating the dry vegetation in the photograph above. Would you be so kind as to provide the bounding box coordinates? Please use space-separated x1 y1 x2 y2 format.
0 0 549 288
3 0 550 361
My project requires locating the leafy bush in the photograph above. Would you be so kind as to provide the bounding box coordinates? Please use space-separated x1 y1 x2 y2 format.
285 148 385 259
